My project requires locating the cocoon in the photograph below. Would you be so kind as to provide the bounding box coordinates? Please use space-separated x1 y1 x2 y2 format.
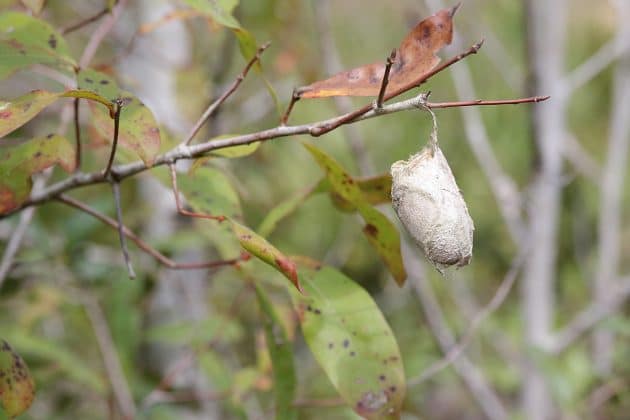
391 142 474 268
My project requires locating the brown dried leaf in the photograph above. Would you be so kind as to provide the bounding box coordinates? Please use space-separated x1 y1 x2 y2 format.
297 5 458 98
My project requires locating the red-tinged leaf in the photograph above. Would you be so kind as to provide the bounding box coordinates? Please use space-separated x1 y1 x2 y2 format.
0 12 76 79
0 90 59 138
289 265 405 419
78 69 161 166
297 5 457 98
0 340 35 418
230 220 302 292
254 284 298 420
0 134 74 214
303 143 406 285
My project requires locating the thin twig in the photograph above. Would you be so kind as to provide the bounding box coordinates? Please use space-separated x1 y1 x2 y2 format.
376 49 397 108
404 236 507 420
79 0 128 68
426 96 549 109
83 297 137 419
1 91 548 219
309 39 485 136
62 6 111 35
112 182 136 279
184 42 272 146
73 98 81 171
57 194 247 270
103 100 122 178
409 248 527 386
169 164 226 222
280 89 300 126
0 207 35 288
546 275 630 354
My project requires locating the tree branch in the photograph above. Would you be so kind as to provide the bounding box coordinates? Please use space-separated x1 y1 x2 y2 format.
409 247 527 386
57 194 247 270
546 275 630 355
1 91 548 219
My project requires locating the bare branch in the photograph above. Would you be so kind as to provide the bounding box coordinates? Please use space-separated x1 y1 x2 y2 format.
0 207 35 288
62 6 111 35
376 49 397 108
409 248 527 386
112 182 136 279
184 42 272 146
404 236 508 420
427 96 549 109
73 98 82 171
103 100 123 178
57 194 246 270
79 0 129 68
546 275 630 355
83 297 137 419
1 90 548 220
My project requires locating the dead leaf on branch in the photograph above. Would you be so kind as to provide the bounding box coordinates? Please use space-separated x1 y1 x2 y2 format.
296 4 458 98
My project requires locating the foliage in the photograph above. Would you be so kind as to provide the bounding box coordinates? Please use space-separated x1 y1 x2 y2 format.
0 1 628 419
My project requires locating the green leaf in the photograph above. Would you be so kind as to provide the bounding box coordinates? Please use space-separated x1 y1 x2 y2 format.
78 68 161 166
0 340 35 418
257 185 317 238
19 0 45 14
0 11 76 79
178 165 243 220
303 143 406 286
230 220 302 292
0 134 75 214
289 265 406 419
254 285 298 420
209 142 261 158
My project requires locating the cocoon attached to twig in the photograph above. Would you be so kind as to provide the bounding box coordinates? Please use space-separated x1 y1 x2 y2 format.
391 115 474 269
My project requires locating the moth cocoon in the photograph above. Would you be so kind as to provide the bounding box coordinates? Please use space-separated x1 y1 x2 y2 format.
391 142 474 269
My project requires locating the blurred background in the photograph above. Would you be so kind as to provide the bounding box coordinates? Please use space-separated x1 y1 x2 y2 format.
0 0 629 418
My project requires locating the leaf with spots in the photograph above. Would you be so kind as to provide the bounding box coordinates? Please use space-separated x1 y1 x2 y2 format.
78 68 161 166
289 265 405 419
177 165 243 220
0 340 35 418
0 89 114 139
0 11 76 79
296 6 457 98
0 90 59 138
254 284 298 420
231 220 301 292
318 173 392 213
303 143 406 286
0 134 75 214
